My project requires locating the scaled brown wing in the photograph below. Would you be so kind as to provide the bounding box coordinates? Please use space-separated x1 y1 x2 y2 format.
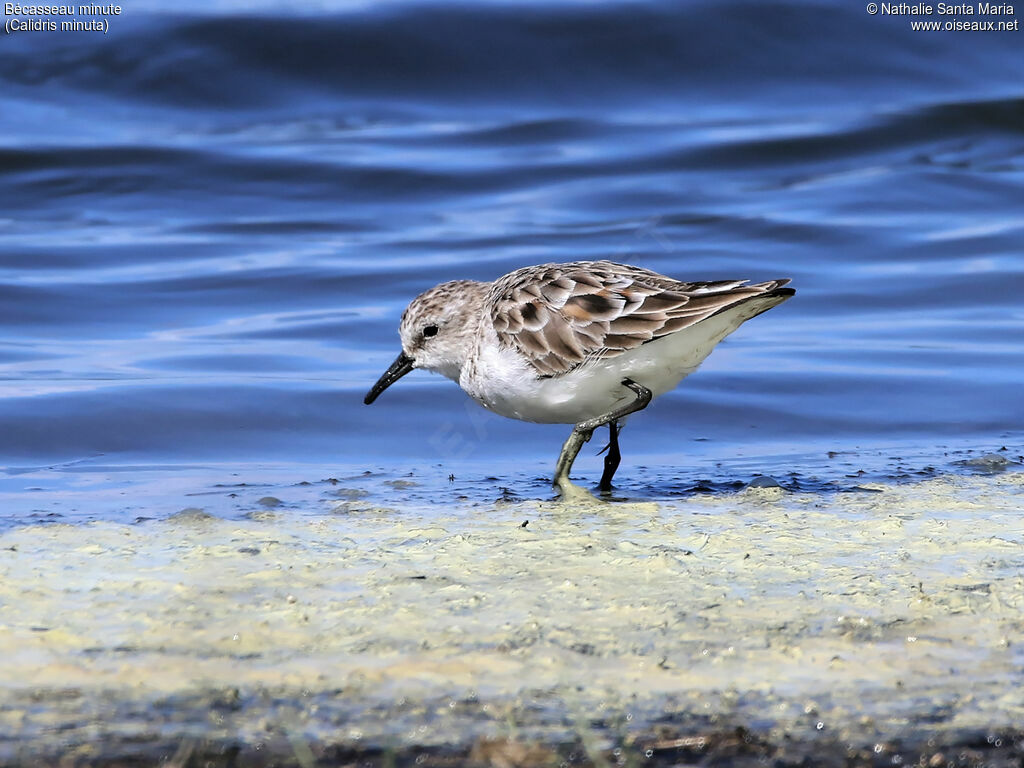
489 260 789 377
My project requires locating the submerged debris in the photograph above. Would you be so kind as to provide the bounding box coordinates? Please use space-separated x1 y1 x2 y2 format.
958 453 1021 473
167 507 214 522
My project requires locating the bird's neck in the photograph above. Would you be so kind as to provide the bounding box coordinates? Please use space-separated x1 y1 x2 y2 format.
434 281 490 382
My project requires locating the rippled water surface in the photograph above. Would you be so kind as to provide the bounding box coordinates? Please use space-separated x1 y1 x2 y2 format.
1 0 1022 519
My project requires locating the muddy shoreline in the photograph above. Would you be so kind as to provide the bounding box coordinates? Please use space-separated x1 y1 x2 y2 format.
2 471 1021 766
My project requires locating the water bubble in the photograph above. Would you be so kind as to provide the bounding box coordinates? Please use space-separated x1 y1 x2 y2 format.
816 721 824 730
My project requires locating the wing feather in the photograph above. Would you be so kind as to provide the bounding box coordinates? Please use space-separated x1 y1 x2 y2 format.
489 260 792 377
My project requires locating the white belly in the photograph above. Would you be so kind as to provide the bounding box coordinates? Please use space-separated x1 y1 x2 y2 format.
460 306 756 425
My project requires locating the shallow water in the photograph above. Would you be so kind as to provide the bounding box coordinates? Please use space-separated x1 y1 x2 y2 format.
1 0 1023 490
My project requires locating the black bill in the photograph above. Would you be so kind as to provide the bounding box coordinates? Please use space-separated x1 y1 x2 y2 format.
364 352 414 405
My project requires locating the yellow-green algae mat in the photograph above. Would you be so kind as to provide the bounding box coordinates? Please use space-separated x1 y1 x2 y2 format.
1 472 1022 766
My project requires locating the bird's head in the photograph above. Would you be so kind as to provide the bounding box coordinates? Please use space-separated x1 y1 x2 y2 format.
364 280 486 405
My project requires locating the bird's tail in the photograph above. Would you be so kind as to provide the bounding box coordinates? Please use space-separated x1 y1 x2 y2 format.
708 278 795 322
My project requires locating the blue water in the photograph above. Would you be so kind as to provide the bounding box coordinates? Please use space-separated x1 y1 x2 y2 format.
1 0 1022 519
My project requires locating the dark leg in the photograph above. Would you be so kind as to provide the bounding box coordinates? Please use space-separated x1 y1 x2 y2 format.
598 421 621 493
553 379 652 497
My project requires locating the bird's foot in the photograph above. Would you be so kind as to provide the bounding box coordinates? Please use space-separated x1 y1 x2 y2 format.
553 476 601 503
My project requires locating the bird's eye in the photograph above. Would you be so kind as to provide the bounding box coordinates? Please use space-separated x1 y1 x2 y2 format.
423 325 439 338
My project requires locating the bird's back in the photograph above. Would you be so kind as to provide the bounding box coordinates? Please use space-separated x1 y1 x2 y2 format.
488 260 793 378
